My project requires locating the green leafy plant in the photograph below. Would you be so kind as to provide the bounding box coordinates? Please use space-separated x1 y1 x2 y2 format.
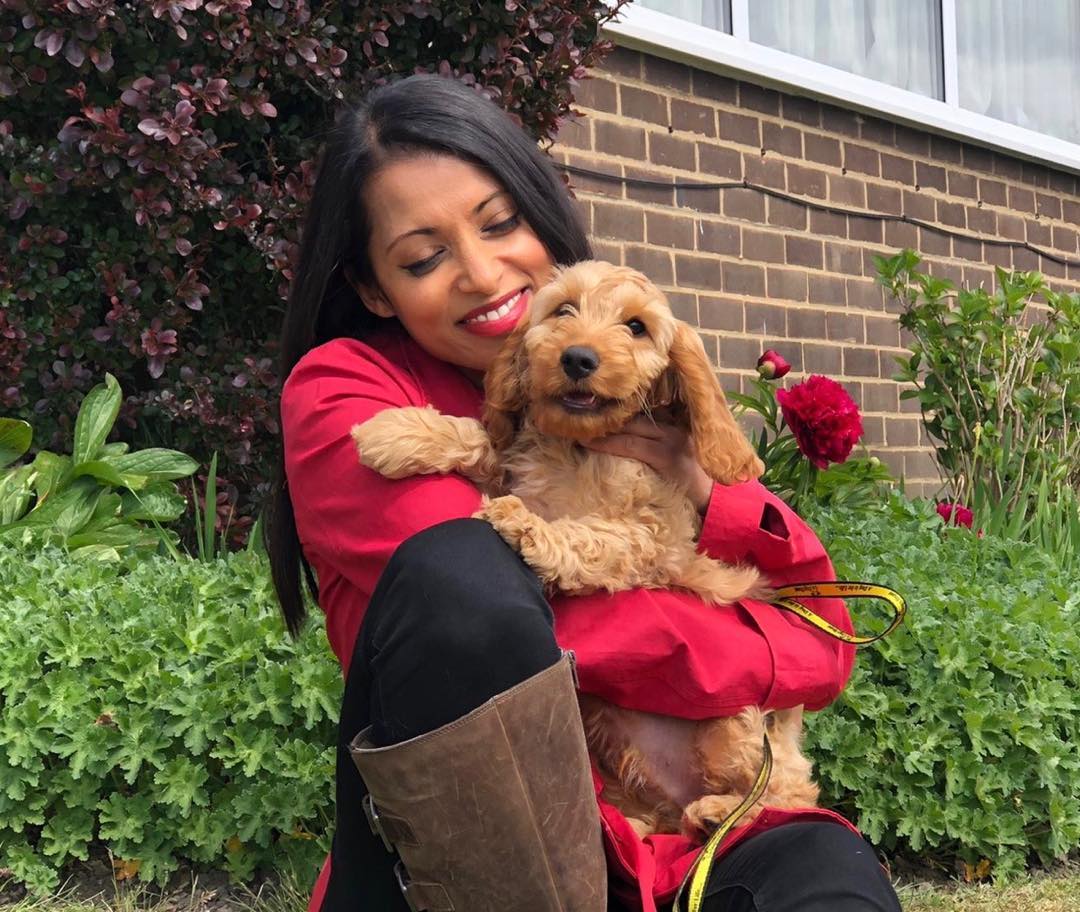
0 374 197 559
962 470 1080 575
875 249 1080 572
190 451 228 563
0 544 338 896
804 494 1080 882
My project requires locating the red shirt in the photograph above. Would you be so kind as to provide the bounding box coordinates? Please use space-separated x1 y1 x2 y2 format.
283 324 861 911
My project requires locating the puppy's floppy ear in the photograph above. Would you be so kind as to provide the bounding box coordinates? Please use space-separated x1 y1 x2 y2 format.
482 320 530 452
667 322 764 485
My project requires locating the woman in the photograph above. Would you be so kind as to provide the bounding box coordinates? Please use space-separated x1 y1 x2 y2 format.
266 73 901 912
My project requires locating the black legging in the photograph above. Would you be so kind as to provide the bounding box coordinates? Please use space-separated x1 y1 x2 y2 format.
319 518 900 912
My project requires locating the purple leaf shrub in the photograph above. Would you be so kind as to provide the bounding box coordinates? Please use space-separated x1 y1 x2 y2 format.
1 0 626 543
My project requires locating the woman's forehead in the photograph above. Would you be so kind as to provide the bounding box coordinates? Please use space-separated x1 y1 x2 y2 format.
365 155 509 244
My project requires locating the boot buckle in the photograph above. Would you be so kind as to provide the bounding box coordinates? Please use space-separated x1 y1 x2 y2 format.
394 860 455 911
362 793 393 852
395 861 420 911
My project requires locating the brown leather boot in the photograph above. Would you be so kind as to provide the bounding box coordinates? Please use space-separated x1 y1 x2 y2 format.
350 651 608 911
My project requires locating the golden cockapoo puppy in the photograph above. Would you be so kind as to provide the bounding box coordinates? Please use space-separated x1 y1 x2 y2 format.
352 260 819 839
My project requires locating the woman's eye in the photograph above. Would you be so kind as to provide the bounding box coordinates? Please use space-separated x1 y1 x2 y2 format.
404 253 442 277
484 213 521 234
402 213 520 277
626 318 647 336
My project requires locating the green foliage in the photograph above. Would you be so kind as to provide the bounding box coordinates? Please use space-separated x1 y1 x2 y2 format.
960 469 1080 576
0 544 339 896
875 249 1080 567
0 374 196 560
190 451 233 563
804 494 1080 881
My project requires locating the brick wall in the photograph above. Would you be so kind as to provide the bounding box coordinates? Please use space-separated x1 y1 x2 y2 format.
549 46 1080 497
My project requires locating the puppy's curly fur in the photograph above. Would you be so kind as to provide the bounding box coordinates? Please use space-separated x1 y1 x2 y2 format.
353 260 819 839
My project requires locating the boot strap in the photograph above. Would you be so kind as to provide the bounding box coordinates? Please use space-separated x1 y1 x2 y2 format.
395 860 455 911
363 793 419 848
364 797 452 910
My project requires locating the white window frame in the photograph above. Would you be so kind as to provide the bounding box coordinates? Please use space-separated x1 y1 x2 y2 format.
606 2 1080 176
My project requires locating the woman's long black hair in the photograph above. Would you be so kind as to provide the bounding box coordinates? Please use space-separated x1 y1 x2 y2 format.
265 74 593 638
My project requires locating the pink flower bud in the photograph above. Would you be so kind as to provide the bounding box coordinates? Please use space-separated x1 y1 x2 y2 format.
756 349 791 380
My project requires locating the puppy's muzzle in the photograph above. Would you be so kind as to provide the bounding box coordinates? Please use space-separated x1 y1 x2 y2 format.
561 346 600 381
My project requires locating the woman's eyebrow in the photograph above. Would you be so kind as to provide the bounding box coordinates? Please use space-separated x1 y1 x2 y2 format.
385 190 510 255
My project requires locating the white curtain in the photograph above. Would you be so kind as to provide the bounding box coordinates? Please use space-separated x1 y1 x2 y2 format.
748 0 942 99
638 0 730 31
956 0 1080 145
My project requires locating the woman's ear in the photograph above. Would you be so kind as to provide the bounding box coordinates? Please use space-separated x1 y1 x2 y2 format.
482 321 531 453
667 322 763 485
344 265 395 319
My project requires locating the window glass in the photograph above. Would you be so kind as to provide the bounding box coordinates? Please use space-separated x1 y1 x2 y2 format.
956 0 1080 144
748 0 943 100
637 0 732 33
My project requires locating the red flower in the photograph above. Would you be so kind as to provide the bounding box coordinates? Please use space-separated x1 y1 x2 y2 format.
937 502 974 529
756 349 791 380
776 375 863 469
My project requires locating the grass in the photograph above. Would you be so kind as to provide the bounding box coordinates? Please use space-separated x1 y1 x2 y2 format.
6 864 1080 912
897 863 1080 912
0 868 309 912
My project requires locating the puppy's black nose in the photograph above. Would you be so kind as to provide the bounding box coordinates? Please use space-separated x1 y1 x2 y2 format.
561 346 599 380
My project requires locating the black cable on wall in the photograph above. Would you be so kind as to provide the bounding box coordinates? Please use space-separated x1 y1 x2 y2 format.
556 163 1080 272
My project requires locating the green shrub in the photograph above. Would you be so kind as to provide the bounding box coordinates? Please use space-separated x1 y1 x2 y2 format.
805 495 1080 881
9 490 1079 892
0 545 340 895
875 250 1080 572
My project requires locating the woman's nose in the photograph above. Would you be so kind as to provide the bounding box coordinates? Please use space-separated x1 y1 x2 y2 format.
455 238 501 295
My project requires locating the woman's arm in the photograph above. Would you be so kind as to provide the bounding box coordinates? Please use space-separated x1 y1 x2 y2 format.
578 417 855 717
696 478 856 711
281 339 484 664
552 480 855 718
581 417 855 713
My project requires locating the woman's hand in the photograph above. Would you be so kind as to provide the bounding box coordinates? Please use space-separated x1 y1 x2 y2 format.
582 415 713 513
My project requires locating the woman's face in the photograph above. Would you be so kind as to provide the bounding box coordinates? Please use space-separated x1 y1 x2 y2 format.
356 154 557 376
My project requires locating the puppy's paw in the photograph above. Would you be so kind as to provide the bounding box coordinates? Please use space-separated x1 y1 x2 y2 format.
353 406 486 479
681 794 762 840
474 494 533 549
352 408 424 478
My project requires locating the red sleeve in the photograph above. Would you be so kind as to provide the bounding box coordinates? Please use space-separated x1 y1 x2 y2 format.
696 480 856 711
281 339 482 663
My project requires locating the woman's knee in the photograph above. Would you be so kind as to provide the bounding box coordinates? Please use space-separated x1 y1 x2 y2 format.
782 822 890 877
362 519 561 743
364 518 558 666
387 517 536 591
705 822 899 910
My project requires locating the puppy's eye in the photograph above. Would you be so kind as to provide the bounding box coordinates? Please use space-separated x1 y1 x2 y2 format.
626 318 647 336
554 303 575 317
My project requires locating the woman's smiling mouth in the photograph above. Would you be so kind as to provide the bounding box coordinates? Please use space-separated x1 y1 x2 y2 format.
459 288 530 336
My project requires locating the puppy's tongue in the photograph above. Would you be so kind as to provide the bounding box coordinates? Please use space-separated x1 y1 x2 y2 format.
563 391 598 407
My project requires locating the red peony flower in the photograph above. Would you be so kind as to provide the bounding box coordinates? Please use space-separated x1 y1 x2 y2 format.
756 349 791 380
936 501 974 529
776 375 863 469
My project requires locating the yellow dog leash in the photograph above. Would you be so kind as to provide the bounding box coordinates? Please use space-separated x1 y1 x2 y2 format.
673 582 907 912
